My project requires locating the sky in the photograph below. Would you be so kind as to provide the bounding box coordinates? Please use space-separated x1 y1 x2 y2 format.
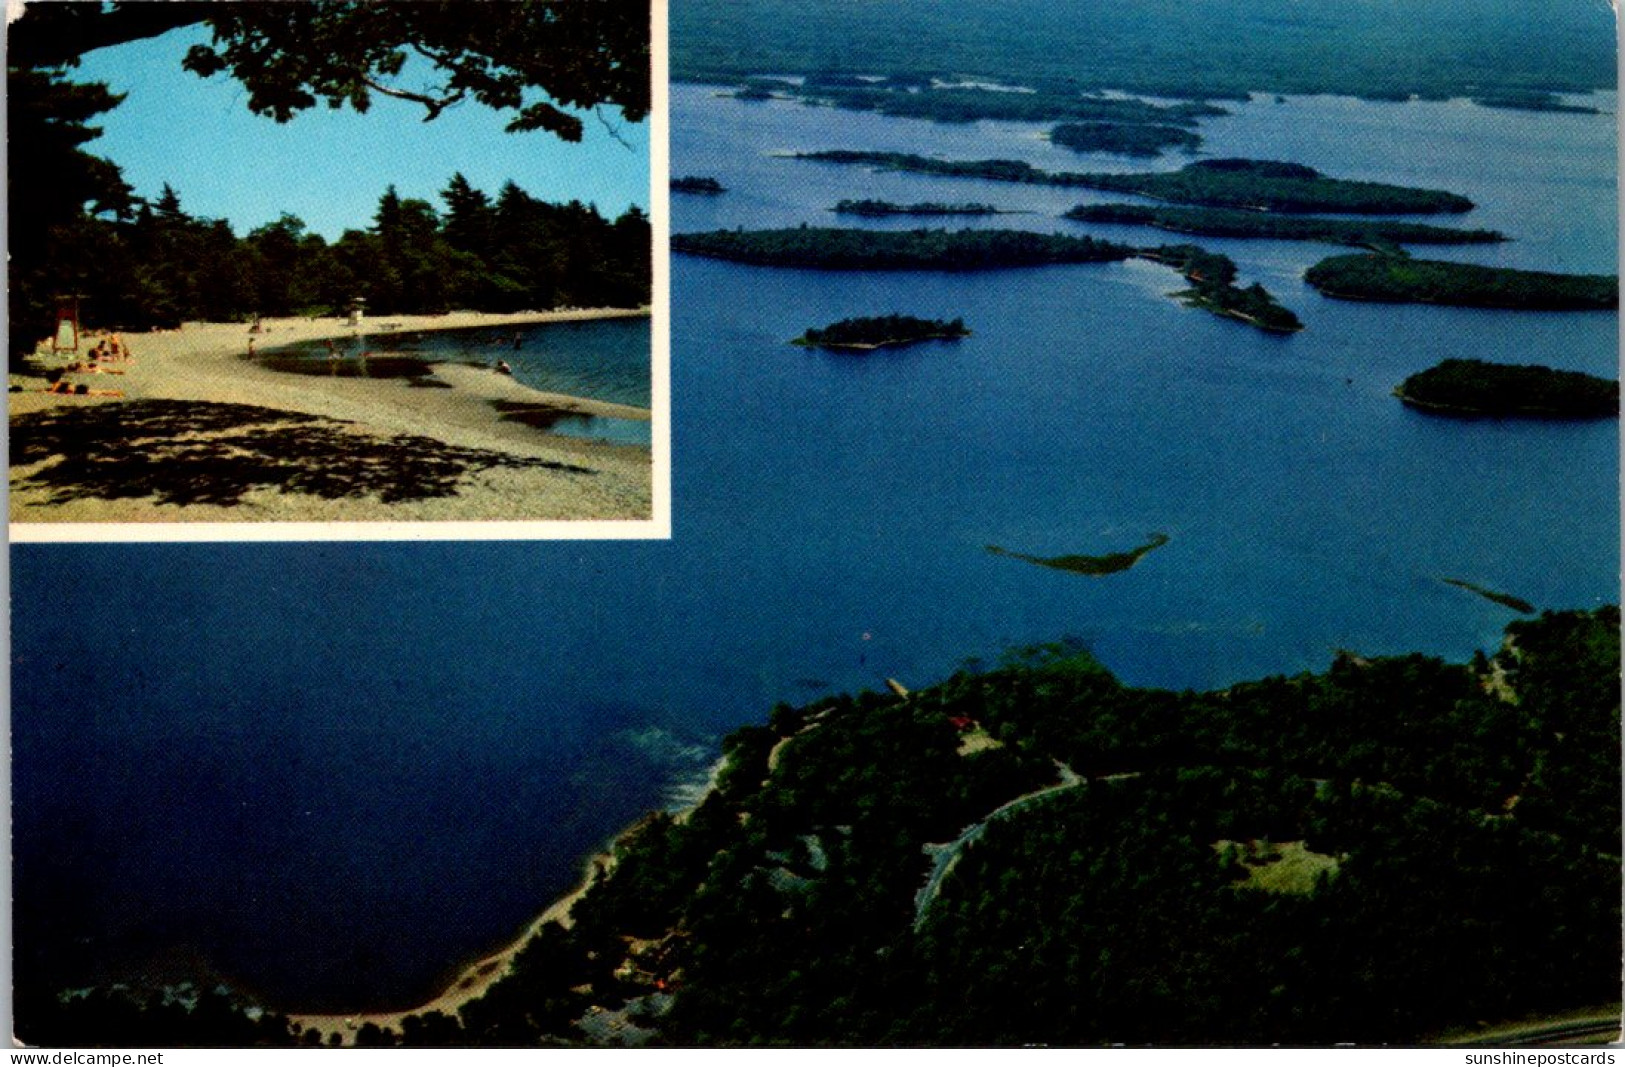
72 23 651 241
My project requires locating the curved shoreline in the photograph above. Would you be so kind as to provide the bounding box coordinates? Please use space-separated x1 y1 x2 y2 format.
9 308 654 523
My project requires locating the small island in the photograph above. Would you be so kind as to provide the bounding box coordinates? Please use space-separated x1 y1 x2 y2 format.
1305 254 1619 310
1140 245 1304 333
1440 578 1536 614
671 176 726 194
1065 203 1505 250
671 227 1135 270
987 532 1170 576
793 153 1476 214
793 314 970 351
1394 359 1619 418
834 200 1007 217
1048 121 1201 158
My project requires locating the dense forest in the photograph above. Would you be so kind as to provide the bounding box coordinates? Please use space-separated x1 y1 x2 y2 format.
28 608 1618 1046
1048 121 1202 158
1306 255 1619 310
671 0 1615 102
793 314 970 350
10 167 651 358
1065 204 1505 250
1395 359 1619 419
794 153 1475 214
671 227 1134 270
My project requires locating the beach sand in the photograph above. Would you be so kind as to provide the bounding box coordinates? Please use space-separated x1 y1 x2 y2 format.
9 309 653 525
287 849 618 1045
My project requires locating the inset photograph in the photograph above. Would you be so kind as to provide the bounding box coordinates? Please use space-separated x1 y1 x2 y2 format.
8 0 663 536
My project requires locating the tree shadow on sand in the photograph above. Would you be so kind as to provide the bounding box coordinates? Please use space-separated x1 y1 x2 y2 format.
12 399 592 508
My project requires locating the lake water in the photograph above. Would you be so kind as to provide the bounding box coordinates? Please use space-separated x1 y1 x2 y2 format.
11 86 1618 1014
254 316 653 445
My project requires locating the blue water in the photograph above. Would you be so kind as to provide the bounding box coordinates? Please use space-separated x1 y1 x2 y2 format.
12 88 1618 1013
259 317 652 444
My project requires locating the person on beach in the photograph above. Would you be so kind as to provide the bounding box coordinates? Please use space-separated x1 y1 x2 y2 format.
496 360 513 375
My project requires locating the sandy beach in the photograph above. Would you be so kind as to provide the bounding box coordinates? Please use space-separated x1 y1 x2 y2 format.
9 308 653 524
287 848 618 1045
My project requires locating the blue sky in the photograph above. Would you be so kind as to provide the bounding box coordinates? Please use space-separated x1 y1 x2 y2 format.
73 24 650 240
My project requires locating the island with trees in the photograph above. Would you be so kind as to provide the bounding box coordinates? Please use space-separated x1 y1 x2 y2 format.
834 200 1007 217
671 176 727 194
28 607 1618 1046
793 153 1476 214
1393 359 1619 418
751 80 1225 127
1306 255 1619 310
671 226 1135 270
1140 245 1304 333
1471 92 1601 114
793 314 970 351
673 227 1300 334
1064 203 1506 250
1048 121 1202 158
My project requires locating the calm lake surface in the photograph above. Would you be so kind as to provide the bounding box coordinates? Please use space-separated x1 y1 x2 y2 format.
13 86 1618 1012
256 316 653 444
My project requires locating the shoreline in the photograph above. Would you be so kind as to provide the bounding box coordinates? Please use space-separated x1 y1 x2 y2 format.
286 754 728 1045
9 308 654 523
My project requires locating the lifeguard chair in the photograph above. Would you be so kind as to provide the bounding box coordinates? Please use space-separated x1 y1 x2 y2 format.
50 294 84 354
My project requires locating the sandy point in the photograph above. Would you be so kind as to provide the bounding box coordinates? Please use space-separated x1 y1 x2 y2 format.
9 308 654 525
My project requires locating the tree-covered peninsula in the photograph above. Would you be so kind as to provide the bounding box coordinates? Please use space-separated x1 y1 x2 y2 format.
1395 359 1619 419
1048 121 1201 158
671 227 1134 270
1065 204 1505 250
834 200 1006 217
794 314 970 350
28 608 1618 1046
794 153 1476 214
1306 255 1619 310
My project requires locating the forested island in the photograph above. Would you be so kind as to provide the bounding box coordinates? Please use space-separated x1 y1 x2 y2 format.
673 227 1299 334
834 200 1006 217
1048 121 1201 158
755 79 1224 127
1065 204 1505 250
671 227 1134 270
1141 245 1303 333
1066 159 1475 214
29 608 1619 1046
1305 255 1619 310
671 176 726 194
793 153 1476 214
794 314 970 350
1394 359 1619 419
